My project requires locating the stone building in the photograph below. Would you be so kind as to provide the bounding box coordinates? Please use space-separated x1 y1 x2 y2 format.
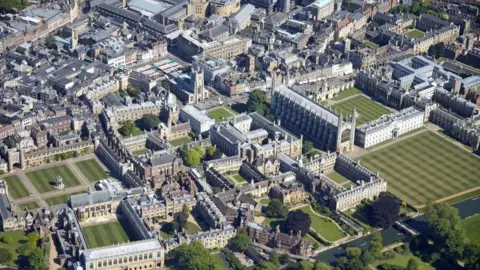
271 86 356 153
269 181 309 204
70 188 124 222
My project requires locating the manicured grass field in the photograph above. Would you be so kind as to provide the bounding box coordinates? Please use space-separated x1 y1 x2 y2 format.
19 201 40 210
0 230 27 266
3 175 29 199
83 221 131 248
331 87 361 101
327 171 350 185
405 29 425 38
208 106 237 123
300 206 346 242
371 251 433 270
460 214 480 245
186 221 201 234
260 198 270 205
332 96 391 126
359 132 480 206
45 190 85 206
232 174 246 183
26 165 80 193
212 253 228 270
75 159 108 182
169 136 191 147
132 148 148 155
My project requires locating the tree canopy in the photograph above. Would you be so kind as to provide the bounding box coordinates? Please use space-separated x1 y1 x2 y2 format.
183 146 205 166
0 248 12 264
246 90 276 121
369 231 384 259
118 121 141 137
369 193 400 228
26 232 39 249
136 114 160 131
231 229 252 251
302 141 313 154
27 247 45 270
264 199 288 219
285 210 311 237
406 258 420 270
170 241 216 270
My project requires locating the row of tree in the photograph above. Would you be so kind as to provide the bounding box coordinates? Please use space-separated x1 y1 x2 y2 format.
180 145 220 167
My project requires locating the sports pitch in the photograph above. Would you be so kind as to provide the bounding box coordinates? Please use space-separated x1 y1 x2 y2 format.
332 96 391 126
83 221 131 248
75 159 108 182
26 165 80 193
359 132 480 207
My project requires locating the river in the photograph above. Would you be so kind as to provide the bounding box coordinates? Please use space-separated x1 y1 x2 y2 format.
313 197 480 263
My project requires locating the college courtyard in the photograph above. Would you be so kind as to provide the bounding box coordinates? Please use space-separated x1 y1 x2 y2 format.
1 155 110 211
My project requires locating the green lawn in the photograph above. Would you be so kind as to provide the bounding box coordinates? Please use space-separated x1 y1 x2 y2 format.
132 148 148 155
75 159 108 182
359 132 480 207
186 221 201 234
212 253 228 270
300 206 346 242
169 136 191 147
45 190 86 206
303 233 321 245
119 127 142 137
460 215 480 245
364 40 379 49
26 165 80 193
443 189 480 205
327 171 351 185
83 221 131 248
208 106 237 123
405 29 425 38
332 96 391 126
19 201 40 210
260 198 270 205
3 175 29 199
371 251 433 270
0 230 27 266
331 87 361 101
232 174 246 183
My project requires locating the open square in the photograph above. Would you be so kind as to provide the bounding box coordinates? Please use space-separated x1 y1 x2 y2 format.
26 165 80 193
82 221 131 248
404 29 425 38
359 132 480 207
207 106 237 123
3 175 29 199
332 96 391 126
75 159 108 182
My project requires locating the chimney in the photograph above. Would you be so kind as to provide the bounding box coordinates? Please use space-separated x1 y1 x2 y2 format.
290 230 293 236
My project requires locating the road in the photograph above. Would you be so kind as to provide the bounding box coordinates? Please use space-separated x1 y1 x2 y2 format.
314 197 480 264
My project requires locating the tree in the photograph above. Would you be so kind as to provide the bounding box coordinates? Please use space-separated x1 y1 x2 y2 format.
27 247 45 270
435 42 445 58
184 148 202 166
5 136 16 149
369 231 384 259
279 253 291 265
205 146 216 160
346 247 362 259
118 121 138 136
0 235 11 243
302 141 313 154
170 241 216 270
406 258 420 270
0 248 12 264
369 193 400 228
174 212 188 231
299 260 314 270
255 261 277 270
182 204 190 215
264 199 288 219
462 243 480 270
231 232 252 251
246 90 266 115
137 114 160 131
426 203 466 257
45 35 57 50
428 45 437 57
285 210 311 237
15 244 30 256
313 261 332 270
270 250 280 268
26 232 39 249
360 250 374 265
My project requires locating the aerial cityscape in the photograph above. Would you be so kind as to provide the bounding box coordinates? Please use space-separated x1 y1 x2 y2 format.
0 0 478 269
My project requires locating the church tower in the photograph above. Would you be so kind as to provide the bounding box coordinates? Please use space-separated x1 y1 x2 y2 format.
191 68 204 103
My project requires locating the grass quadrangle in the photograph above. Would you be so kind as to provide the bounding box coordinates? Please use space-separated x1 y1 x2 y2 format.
332 96 391 126
26 165 80 193
76 159 108 182
331 87 361 101
405 29 425 38
169 137 192 147
83 221 131 248
359 132 480 207
208 106 237 123
3 175 29 199
19 201 40 210
300 206 346 242
45 190 86 206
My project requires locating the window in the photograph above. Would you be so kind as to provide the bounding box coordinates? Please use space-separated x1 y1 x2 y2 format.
90 263 94 269
149 253 153 259
108 260 112 266
98 262 102 267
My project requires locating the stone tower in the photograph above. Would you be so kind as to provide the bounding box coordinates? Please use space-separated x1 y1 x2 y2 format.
191 67 204 103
